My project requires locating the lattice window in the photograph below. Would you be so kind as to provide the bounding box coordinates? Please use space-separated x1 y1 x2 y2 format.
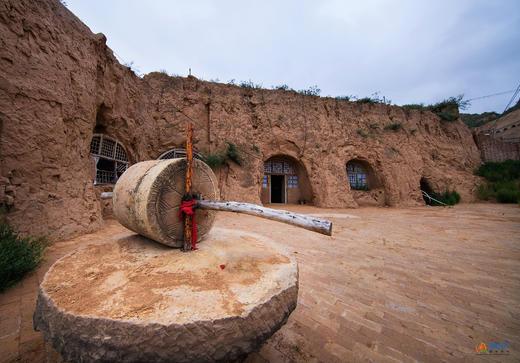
90 135 129 185
288 175 298 188
100 138 116 158
262 174 268 188
264 160 295 175
116 162 127 177
90 136 101 155
348 174 357 185
115 143 128 162
283 162 293 174
347 162 368 189
96 169 116 184
272 162 283 174
357 174 367 186
157 149 202 160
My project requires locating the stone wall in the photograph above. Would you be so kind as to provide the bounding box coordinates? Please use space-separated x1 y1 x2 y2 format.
473 133 520 162
0 0 483 240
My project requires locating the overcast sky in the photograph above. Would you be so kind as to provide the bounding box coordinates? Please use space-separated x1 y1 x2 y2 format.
66 0 519 114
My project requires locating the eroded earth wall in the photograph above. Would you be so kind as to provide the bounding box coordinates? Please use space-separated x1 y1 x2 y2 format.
0 0 482 240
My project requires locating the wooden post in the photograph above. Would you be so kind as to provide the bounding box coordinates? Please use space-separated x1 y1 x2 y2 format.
183 122 194 251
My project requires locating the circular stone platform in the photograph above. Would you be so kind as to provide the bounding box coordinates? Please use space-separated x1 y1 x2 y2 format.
33 228 298 363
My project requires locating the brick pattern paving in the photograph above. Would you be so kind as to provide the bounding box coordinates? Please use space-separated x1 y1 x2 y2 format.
1 204 519 362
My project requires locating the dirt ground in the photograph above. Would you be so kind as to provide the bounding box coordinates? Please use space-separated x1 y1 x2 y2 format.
1 203 519 362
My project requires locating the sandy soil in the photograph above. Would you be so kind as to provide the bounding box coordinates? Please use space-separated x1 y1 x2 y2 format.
1 203 519 362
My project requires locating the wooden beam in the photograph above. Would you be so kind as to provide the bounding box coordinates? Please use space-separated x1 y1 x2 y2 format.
197 200 332 236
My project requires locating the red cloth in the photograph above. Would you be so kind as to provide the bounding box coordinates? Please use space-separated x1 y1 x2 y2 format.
179 200 198 250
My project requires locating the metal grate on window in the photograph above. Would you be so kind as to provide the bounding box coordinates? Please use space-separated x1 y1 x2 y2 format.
115 143 127 162
100 138 116 158
95 170 116 185
158 149 202 160
90 136 101 155
90 135 129 185
116 162 127 176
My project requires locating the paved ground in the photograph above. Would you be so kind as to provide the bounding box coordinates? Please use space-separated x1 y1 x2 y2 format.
1 203 519 362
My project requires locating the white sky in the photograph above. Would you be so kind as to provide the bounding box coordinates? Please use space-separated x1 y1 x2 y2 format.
66 0 520 114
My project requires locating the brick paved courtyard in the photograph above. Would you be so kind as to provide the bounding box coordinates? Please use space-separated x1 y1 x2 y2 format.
1 204 519 362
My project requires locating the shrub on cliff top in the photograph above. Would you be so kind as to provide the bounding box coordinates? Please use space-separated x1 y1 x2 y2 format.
239 80 263 89
0 216 48 291
298 85 321 96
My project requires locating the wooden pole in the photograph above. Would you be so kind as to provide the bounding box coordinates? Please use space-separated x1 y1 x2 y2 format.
196 200 332 236
183 122 194 251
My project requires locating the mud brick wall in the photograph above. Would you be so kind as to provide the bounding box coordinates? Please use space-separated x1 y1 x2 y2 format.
0 0 483 240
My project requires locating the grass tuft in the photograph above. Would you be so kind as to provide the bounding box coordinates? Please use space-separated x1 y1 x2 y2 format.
0 216 48 291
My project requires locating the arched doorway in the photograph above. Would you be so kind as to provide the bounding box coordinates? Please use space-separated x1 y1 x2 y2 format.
261 156 312 204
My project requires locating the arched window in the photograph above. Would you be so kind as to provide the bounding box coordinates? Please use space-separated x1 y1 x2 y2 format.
90 135 129 185
346 162 368 190
157 148 203 160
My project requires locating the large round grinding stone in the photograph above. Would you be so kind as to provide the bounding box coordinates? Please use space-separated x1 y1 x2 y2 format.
33 228 298 362
112 158 219 247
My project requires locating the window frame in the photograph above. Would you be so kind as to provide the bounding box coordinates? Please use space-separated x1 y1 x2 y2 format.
90 134 129 185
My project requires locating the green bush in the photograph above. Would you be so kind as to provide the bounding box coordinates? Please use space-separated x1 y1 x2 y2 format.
475 160 520 203
402 104 426 110
225 142 244 165
272 84 290 91
202 152 226 169
239 80 262 89
356 129 368 137
435 111 458 121
202 142 244 169
0 220 48 291
384 123 403 131
477 183 493 200
298 85 321 96
401 95 469 121
425 190 461 206
475 160 520 182
497 188 520 203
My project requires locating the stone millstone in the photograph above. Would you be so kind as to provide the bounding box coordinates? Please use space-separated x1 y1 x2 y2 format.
33 228 298 362
112 158 219 247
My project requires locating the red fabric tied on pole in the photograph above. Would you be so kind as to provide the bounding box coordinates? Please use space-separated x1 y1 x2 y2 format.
179 200 198 250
